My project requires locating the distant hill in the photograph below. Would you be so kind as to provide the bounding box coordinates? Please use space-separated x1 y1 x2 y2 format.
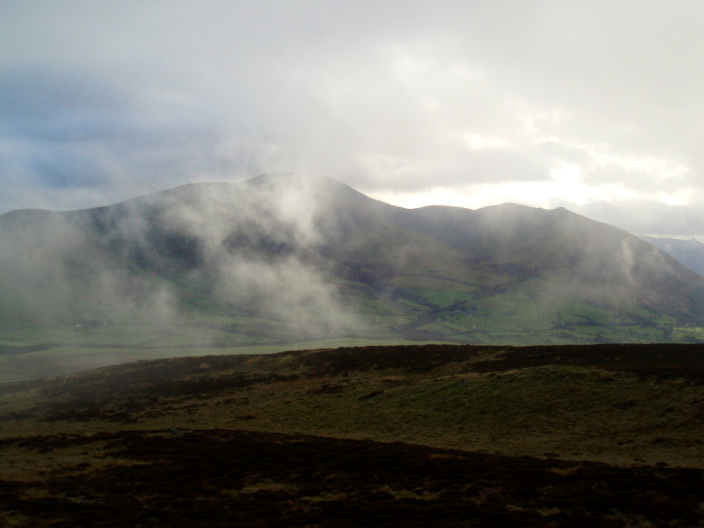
641 236 704 276
1 174 704 351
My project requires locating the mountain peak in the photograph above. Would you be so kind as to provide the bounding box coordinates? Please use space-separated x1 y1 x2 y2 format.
1 177 704 346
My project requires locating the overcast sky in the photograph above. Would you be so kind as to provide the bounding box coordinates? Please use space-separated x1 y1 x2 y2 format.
2 1 704 237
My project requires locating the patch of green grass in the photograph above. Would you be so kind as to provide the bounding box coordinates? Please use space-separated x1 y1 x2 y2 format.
238 360 704 465
672 326 704 342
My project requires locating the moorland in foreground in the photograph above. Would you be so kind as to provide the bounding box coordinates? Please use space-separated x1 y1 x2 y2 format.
1 343 704 526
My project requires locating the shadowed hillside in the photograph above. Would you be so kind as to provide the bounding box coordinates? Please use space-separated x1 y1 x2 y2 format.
2 343 704 526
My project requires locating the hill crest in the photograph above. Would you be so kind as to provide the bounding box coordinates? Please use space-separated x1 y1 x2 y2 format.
1 174 703 356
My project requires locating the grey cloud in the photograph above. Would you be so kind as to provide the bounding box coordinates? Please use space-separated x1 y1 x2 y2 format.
555 199 704 239
536 141 593 167
1 0 704 239
0 66 128 122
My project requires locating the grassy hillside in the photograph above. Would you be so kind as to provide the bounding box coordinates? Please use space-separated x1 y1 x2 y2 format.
5 342 702 467
2 344 704 526
2 174 704 375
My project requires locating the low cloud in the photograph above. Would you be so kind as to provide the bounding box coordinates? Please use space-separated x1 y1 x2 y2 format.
0 176 365 340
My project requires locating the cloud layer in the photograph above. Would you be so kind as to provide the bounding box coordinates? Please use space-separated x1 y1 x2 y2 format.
2 1 704 236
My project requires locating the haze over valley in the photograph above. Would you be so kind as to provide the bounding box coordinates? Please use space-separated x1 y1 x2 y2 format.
1 174 703 382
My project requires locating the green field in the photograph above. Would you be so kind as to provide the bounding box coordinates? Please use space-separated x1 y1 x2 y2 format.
0 276 704 382
0 316 452 382
0 263 699 382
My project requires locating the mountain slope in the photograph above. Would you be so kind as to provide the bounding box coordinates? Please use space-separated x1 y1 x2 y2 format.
641 235 704 276
1 174 703 351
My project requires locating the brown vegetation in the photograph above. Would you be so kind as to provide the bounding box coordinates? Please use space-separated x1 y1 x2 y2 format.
2 343 704 526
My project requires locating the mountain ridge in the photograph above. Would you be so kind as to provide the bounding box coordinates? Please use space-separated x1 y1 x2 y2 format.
1 174 703 354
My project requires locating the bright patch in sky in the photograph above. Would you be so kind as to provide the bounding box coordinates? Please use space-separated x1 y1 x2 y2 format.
374 163 640 212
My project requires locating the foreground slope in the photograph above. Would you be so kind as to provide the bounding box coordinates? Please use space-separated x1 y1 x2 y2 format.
1 174 704 362
1 344 704 526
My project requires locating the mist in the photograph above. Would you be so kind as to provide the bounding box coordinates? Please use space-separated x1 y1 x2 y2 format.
0 175 367 346
2 172 704 385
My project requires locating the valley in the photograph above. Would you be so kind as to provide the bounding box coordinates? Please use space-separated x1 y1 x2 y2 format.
0 307 696 383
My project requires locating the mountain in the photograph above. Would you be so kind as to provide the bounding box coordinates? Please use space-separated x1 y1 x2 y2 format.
641 236 704 276
1 174 704 355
